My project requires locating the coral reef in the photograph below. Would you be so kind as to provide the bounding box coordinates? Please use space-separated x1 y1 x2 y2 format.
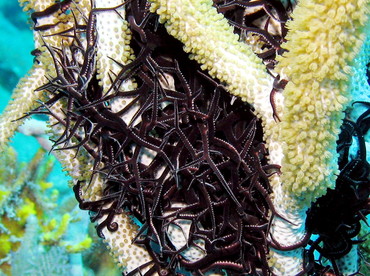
0 0 369 275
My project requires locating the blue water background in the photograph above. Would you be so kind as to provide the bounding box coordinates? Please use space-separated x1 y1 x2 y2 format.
0 1 70 186
0 4 123 276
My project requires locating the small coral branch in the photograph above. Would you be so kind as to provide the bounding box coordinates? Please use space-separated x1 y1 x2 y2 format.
276 0 369 207
0 65 46 149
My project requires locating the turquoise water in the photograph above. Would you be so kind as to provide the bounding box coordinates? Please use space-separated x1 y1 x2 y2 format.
0 0 70 201
0 1 41 162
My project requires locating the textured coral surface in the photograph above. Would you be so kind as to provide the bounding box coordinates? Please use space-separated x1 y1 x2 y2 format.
0 0 369 275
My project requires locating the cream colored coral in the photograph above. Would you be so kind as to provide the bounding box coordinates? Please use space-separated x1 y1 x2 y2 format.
269 1 370 275
95 0 135 92
149 0 275 126
0 65 47 149
100 211 152 273
1 0 89 148
48 101 153 272
276 0 369 207
149 0 283 193
19 0 53 12
9 1 154 274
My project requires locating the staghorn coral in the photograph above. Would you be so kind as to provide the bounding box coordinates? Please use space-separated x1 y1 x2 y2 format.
268 1 370 275
1 0 369 275
275 0 368 207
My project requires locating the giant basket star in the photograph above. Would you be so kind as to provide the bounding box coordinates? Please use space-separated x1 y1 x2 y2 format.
1 0 370 275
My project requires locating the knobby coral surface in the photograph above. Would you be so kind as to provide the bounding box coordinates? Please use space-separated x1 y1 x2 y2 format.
1 0 369 275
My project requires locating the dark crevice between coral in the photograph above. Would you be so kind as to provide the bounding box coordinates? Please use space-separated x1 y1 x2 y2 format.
304 104 370 275
25 1 290 275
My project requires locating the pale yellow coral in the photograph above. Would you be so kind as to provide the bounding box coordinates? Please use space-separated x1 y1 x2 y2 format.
101 211 152 272
0 65 47 149
64 235 93 253
5 0 369 275
276 0 369 207
149 0 275 124
0 0 90 149
268 1 370 275
25 1 155 272
149 0 283 196
42 214 71 243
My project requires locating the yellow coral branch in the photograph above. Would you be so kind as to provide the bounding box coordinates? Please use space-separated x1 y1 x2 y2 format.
149 0 284 186
0 65 47 149
269 1 370 275
95 0 135 92
276 0 370 207
149 0 275 123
